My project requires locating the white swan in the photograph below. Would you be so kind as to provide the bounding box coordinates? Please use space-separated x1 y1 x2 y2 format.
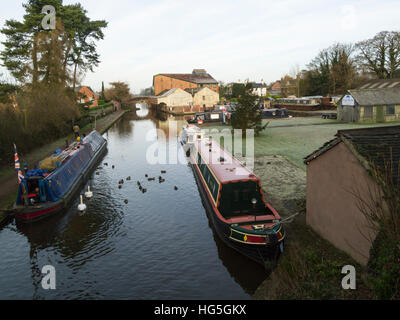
85 186 93 199
78 195 87 211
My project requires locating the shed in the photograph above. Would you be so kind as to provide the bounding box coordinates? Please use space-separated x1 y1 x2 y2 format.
338 86 400 122
304 125 400 265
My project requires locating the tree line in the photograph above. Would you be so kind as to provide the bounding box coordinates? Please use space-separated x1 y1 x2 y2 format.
298 30 400 96
220 30 400 99
0 0 108 166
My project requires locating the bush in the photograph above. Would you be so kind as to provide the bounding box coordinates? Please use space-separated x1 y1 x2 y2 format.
0 84 81 166
368 231 400 299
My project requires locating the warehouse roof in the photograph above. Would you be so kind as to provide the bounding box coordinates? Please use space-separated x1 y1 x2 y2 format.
155 69 218 85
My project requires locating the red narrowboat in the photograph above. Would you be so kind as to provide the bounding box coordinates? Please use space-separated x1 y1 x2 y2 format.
181 125 285 265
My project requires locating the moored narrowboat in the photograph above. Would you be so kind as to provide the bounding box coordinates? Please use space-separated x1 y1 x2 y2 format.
13 131 107 223
181 125 285 265
187 111 226 124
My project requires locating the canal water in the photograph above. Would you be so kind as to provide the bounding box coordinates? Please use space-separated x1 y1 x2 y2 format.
0 104 268 300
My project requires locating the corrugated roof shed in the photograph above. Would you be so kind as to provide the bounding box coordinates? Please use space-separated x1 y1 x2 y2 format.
347 88 400 106
357 79 400 90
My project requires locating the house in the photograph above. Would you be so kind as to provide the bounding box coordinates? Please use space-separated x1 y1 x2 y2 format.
155 88 194 114
75 86 98 108
185 87 219 110
251 83 268 97
304 125 400 265
337 85 400 122
153 69 219 96
268 81 281 96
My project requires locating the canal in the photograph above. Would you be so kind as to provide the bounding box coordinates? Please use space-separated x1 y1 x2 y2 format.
0 104 268 300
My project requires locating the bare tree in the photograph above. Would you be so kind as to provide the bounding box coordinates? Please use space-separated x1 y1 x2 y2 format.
356 31 400 79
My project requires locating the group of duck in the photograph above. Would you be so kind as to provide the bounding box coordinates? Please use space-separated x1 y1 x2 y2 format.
94 163 179 206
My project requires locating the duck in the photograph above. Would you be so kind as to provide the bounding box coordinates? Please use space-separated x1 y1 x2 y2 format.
161 170 167 174
145 174 148 178
142 188 147 193
126 176 131 181
95 172 100 175
148 177 155 181
119 179 124 184
137 181 141 186
85 186 93 199
112 165 115 169
174 186 178 191
78 195 87 212
124 199 128 204
139 185 143 191
118 185 122 189
104 163 108 166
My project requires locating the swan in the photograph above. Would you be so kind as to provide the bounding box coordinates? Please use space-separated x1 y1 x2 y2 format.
78 195 87 211
85 186 93 199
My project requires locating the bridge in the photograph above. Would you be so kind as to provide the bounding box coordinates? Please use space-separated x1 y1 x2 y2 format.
130 95 158 105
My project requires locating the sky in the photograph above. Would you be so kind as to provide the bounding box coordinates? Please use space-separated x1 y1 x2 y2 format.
1 0 400 93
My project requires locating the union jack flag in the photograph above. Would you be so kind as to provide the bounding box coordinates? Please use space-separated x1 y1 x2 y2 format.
14 144 24 184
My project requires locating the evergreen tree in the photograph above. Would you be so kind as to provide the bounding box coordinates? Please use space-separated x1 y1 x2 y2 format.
0 0 107 86
101 81 106 101
230 83 267 138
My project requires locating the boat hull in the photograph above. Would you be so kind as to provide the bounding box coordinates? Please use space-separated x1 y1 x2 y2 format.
14 138 107 223
190 160 282 265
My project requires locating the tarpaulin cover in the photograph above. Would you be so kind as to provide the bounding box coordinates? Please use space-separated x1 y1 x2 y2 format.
47 145 92 198
46 131 105 199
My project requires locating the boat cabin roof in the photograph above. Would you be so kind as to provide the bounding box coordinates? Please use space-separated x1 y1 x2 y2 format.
195 138 258 184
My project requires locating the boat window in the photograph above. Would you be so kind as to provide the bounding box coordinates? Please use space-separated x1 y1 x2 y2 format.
218 181 272 218
233 190 240 202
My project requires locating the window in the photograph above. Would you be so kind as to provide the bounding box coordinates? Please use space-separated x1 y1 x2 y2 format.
202 96 206 101
364 106 373 118
386 105 395 115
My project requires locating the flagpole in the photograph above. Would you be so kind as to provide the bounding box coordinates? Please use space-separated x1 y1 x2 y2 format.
13 143 28 206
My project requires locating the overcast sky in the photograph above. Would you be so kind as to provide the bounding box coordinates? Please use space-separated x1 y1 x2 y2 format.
1 0 400 93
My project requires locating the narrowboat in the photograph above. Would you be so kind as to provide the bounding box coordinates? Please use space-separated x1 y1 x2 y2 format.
261 108 290 119
187 111 226 124
181 125 285 265
13 131 107 223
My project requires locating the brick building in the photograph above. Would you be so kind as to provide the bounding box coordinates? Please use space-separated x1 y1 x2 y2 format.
185 87 220 110
75 86 98 108
153 69 218 96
